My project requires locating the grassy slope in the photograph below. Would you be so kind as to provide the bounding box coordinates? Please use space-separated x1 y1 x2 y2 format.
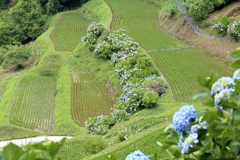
104 0 234 102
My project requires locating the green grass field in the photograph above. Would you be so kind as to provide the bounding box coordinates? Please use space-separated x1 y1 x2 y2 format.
71 66 114 126
105 0 234 102
49 12 90 51
9 76 56 132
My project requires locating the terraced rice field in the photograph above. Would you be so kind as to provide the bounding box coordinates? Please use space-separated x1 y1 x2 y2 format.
105 0 187 50
150 49 234 101
49 12 90 51
105 0 234 101
9 76 56 132
71 66 113 126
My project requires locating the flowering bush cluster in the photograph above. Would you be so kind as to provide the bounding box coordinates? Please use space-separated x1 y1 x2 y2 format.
87 22 105 36
81 22 105 44
183 0 227 21
159 67 240 159
125 150 150 160
212 15 230 35
94 29 139 59
227 21 240 40
82 23 167 135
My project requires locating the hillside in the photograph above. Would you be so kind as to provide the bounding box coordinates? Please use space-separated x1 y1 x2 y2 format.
0 0 239 159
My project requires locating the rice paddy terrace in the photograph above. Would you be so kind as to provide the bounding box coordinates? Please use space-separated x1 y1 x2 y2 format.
49 12 90 51
9 76 56 132
0 0 237 159
105 0 234 102
71 66 113 126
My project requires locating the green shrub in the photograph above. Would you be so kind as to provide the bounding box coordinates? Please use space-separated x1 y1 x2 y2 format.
142 91 159 108
94 41 113 59
227 21 240 40
212 15 230 35
1 45 31 69
117 130 128 142
83 137 108 154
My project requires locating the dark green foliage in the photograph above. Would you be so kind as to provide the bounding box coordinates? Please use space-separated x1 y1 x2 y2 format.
184 0 228 21
8 0 46 43
0 0 8 9
1 45 31 69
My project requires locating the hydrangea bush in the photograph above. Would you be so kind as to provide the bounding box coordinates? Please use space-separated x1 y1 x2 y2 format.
81 22 105 44
183 0 227 21
212 15 230 35
159 65 240 159
227 21 240 40
81 23 168 135
125 150 150 160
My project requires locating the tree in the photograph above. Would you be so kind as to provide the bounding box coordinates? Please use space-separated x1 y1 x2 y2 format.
1 45 31 69
8 0 46 43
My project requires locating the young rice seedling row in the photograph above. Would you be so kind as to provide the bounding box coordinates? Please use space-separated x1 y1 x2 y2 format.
49 12 90 51
71 66 113 127
9 76 56 132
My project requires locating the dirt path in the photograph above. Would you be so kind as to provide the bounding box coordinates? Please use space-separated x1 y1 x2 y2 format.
174 0 238 43
0 136 73 148
102 0 113 29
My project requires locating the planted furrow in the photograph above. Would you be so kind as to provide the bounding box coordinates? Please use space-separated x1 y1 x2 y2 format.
71 66 113 127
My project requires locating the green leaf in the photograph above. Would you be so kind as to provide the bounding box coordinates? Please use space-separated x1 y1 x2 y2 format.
199 152 215 160
215 124 229 130
201 136 213 146
48 138 66 159
208 121 224 137
230 140 240 158
231 60 240 68
203 100 215 107
221 101 238 110
2 142 24 160
230 49 240 58
233 110 240 120
169 145 181 158
197 76 209 88
192 91 209 99
32 143 47 151
19 152 36 160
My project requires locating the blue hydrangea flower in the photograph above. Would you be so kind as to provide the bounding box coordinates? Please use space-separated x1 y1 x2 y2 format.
126 150 150 160
233 69 240 80
210 77 235 95
172 105 196 134
214 88 235 110
178 120 208 154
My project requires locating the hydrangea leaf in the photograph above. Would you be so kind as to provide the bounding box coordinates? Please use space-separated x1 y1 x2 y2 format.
230 49 240 58
169 145 181 158
197 76 209 88
199 152 215 160
192 91 209 99
231 60 240 69
1 142 24 160
208 121 224 137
